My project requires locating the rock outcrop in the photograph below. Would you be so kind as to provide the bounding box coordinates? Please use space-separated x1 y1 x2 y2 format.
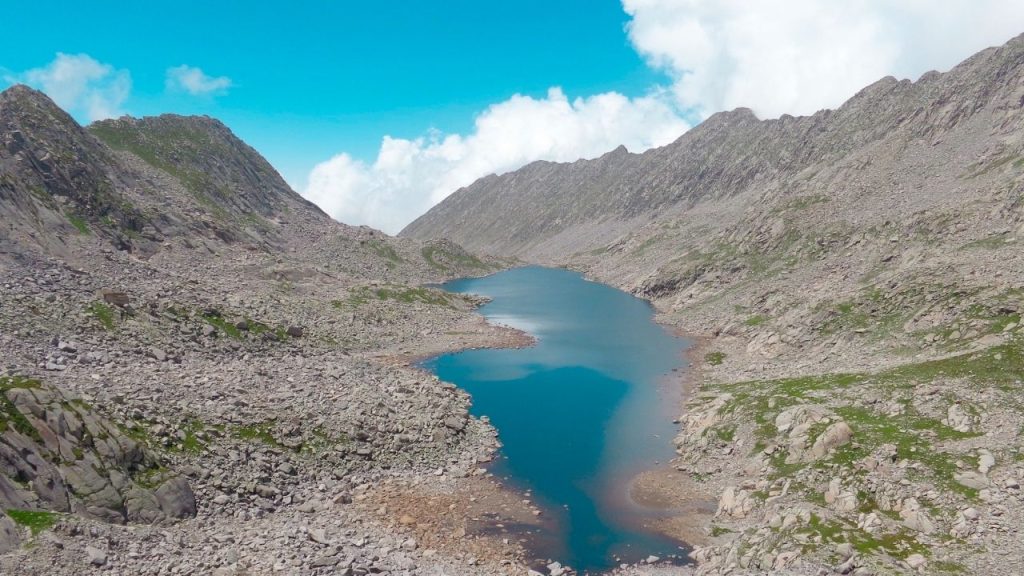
1 376 195 523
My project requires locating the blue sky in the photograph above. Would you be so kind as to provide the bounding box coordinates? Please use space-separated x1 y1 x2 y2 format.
4 1 1024 233
0 1 662 188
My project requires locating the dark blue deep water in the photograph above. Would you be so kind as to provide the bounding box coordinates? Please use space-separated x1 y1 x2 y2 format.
421 266 692 573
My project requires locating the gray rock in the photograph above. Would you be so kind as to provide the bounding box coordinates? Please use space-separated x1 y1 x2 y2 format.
811 421 853 459
155 476 197 519
443 416 465 431
0 512 21 554
85 545 107 566
955 471 991 489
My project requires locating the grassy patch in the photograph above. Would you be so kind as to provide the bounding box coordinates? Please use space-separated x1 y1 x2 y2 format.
771 194 830 213
796 514 926 561
745 315 768 326
233 421 283 448
931 560 968 574
366 239 403 268
65 212 89 234
300 426 350 455
421 245 486 272
960 232 1013 251
202 312 242 340
5 509 59 536
834 405 978 498
86 301 116 330
340 285 455 308
709 525 733 537
132 466 170 489
716 341 1022 495
0 376 43 441
711 425 736 442
705 351 726 366
963 154 1022 179
175 419 208 454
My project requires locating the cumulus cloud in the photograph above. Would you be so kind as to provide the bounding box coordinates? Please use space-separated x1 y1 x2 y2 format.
10 53 131 121
165 65 232 96
304 1 1024 232
303 88 688 234
623 0 1024 119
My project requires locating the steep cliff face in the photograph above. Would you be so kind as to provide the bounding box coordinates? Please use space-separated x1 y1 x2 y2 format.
401 33 1024 262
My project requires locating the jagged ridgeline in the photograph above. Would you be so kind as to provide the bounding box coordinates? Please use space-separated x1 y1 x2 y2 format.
402 33 1024 268
0 85 331 256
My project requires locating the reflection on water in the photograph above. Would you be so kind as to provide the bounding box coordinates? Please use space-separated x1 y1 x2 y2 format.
422 266 693 573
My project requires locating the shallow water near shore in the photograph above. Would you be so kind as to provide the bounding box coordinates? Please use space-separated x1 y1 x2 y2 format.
421 266 692 573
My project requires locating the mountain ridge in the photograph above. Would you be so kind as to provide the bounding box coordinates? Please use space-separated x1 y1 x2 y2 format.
401 32 1024 259
0 83 526 575
399 33 1024 576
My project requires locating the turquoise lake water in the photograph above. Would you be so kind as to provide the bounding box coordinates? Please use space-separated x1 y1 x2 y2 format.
421 266 692 573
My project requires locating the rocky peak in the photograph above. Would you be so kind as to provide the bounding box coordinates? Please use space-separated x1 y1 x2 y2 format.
0 85 149 255
89 113 325 221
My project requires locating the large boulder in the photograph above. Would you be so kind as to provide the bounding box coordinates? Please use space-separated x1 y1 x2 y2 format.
716 486 756 519
811 421 854 459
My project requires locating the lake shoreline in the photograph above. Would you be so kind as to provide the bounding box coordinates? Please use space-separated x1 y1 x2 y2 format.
614 320 718 570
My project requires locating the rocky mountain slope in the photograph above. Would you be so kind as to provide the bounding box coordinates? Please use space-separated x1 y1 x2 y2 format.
0 85 537 575
404 35 1024 576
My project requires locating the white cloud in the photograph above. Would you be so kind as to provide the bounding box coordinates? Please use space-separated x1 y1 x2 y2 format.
305 1 1024 233
12 53 131 121
302 88 689 234
165 65 232 96
622 0 1024 119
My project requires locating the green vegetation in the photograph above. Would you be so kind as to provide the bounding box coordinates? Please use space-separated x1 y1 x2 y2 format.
339 285 455 308
198 309 287 342
232 421 283 448
711 425 736 442
962 154 1024 179
176 419 208 454
717 339 1024 497
201 312 242 340
709 525 733 537
421 244 486 272
366 239 403 268
960 232 1013 251
834 405 978 498
631 233 669 257
86 301 116 330
824 301 870 333
4 509 59 536
132 465 170 489
65 212 90 234
793 514 926 561
118 420 154 446
704 351 726 366
745 314 768 326
0 376 43 440
300 426 350 455
89 122 231 219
